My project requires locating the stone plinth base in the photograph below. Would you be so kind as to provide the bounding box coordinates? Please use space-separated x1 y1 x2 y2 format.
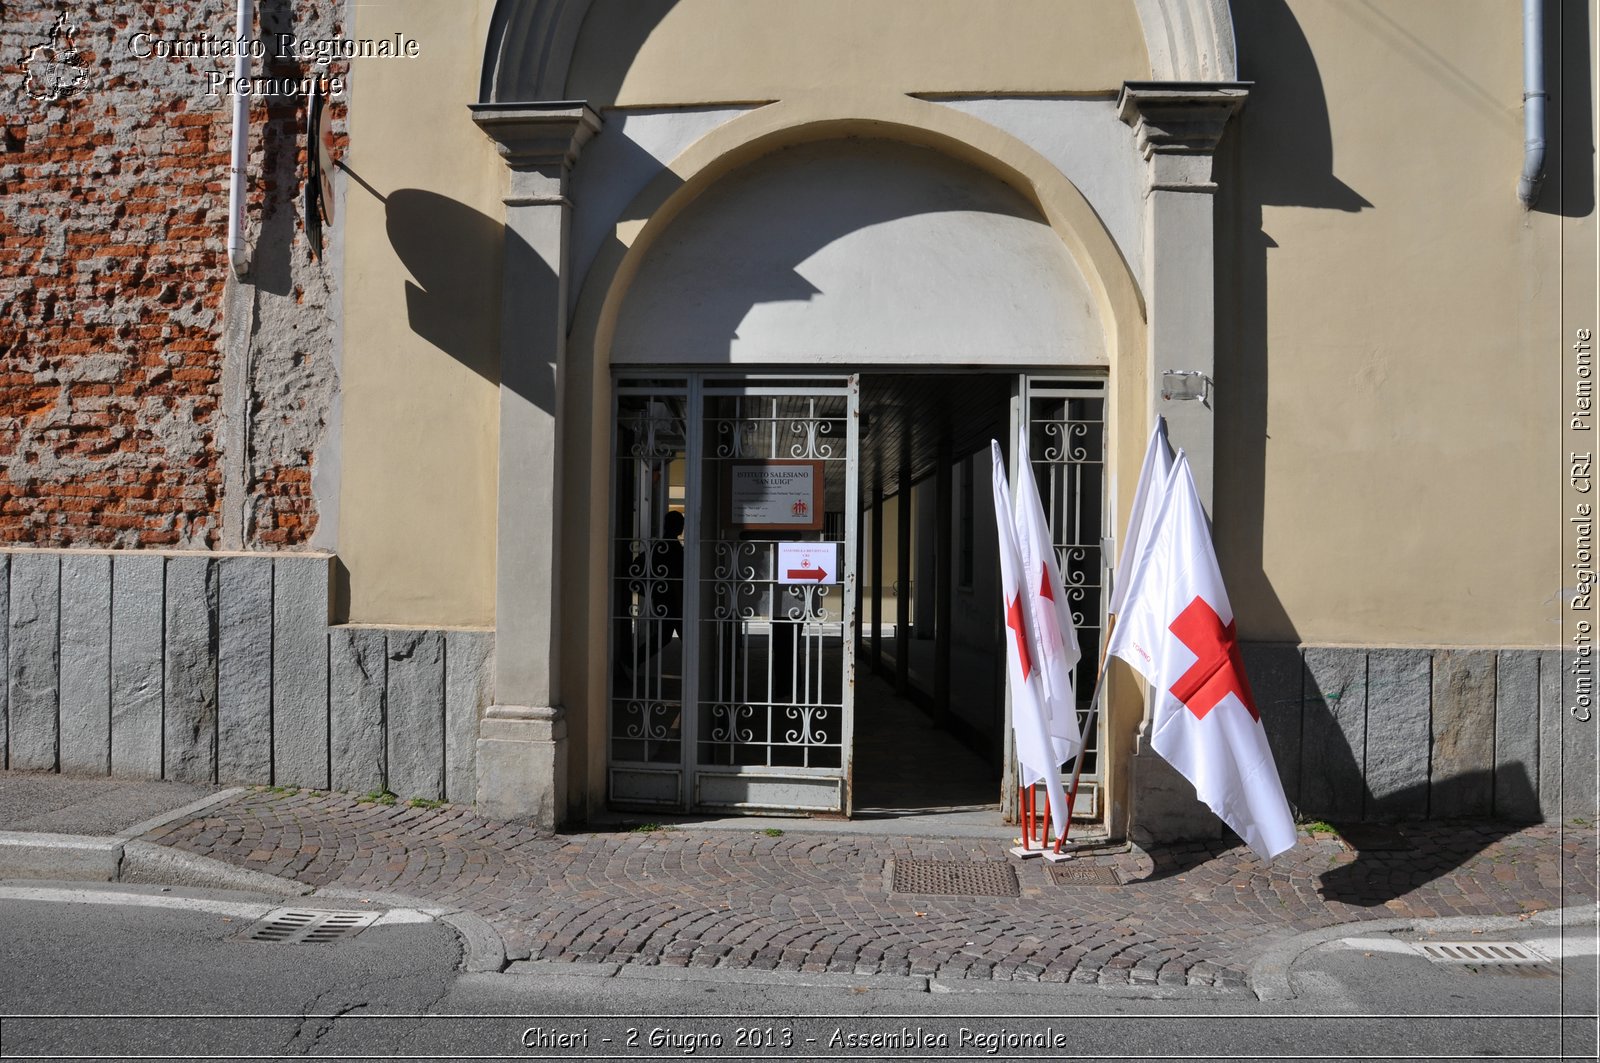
475 704 567 830
1126 731 1223 847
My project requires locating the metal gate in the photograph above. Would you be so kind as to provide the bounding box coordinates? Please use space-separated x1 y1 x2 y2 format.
1015 376 1108 818
609 375 859 813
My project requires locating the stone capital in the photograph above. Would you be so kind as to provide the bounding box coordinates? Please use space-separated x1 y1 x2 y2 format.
470 101 601 180
1118 81 1250 171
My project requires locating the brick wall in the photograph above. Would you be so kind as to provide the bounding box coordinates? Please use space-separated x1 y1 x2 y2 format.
1 0 346 551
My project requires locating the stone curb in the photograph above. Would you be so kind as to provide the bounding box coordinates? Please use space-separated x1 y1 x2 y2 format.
491 960 1239 1000
0 830 312 895
1246 904 1600 1002
119 840 312 896
115 787 247 839
0 832 122 881
315 887 507 974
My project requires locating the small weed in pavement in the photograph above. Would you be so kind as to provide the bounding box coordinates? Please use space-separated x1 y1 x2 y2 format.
1301 820 1338 836
408 798 446 810
631 822 674 833
263 786 298 797
762 828 784 837
359 789 398 807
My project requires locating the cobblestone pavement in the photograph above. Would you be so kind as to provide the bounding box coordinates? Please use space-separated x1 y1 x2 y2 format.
144 790 1598 991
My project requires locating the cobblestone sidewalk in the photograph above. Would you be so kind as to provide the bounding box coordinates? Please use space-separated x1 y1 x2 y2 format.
145 790 1598 991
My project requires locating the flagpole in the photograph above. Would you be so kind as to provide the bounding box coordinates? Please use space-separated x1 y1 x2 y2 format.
1058 613 1116 851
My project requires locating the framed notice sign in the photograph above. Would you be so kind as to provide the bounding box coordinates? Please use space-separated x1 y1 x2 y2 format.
725 460 824 530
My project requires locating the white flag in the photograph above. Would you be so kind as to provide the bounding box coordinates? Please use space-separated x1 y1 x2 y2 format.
991 441 1070 841
1105 452 1297 861
1109 418 1173 618
1013 426 1082 766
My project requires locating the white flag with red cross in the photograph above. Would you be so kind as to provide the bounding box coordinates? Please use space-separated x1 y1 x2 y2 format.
990 441 1071 841
1105 451 1296 861
1013 427 1082 766
1110 418 1173 619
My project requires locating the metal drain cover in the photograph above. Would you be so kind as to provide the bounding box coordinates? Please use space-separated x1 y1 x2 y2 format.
891 859 1019 897
1418 941 1546 964
1050 863 1122 886
244 908 380 944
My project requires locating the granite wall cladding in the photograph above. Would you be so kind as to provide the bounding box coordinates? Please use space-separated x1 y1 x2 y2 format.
1245 642 1595 824
0 548 490 803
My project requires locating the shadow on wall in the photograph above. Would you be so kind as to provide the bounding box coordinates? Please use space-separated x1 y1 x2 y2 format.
1216 0 1371 644
334 169 514 393
606 139 1069 365
385 188 505 386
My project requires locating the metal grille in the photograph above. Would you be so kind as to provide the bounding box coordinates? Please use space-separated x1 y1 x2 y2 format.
891 859 1020 897
609 383 690 781
1025 378 1107 798
1418 942 1547 964
611 376 857 813
1049 863 1122 886
695 386 852 776
244 909 379 944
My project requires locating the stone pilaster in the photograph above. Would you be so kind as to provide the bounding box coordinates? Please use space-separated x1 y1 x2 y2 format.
470 102 601 829
1118 81 1247 513
1119 82 1247 844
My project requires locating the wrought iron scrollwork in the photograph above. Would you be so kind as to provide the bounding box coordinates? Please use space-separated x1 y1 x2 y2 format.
623 700 676 741
1041 420 1091 462
788 417 838 460
709 703 756 743
783 705 829 745
784 583 831 621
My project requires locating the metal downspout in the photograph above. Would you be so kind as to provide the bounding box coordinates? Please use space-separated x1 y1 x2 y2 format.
1518 0 1547 209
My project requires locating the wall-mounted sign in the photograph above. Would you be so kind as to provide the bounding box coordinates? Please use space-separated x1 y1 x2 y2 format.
726 460 824 530
777 542 837 585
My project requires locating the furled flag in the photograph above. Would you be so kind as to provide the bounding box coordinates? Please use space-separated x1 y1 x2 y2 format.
1105 452 1297 861
991 441 1071 841
1109 418 1174 619
1013 426 1082 766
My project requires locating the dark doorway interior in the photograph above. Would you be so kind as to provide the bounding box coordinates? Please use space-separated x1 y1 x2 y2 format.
854 374 1012 812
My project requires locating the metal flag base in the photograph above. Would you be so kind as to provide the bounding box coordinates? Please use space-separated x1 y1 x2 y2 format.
1011 783 1074 861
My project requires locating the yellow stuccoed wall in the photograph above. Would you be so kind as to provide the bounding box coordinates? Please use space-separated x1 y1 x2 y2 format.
1215 0 1590 648
336 0 1150 627
335 0 1590 652
339 0 503 626
567 0 1149 104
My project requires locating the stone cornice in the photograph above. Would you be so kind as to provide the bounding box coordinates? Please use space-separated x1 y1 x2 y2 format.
470 100 601 172
1118 81 1250 160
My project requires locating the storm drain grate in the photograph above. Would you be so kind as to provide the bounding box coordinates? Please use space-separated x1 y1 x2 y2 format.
1416 941 1558 977
1417 941 1545 964
891 859 1020 897
1049 863 1123 886
244 908 381 944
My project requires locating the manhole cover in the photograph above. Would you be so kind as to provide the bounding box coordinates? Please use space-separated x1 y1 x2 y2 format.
1049 863 1122 886
891 859 1019 897
243 908 380 944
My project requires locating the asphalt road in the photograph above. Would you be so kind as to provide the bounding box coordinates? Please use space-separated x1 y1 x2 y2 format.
1 884 1595 1062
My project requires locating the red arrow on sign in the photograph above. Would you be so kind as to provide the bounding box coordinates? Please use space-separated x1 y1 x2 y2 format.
786 567 828 582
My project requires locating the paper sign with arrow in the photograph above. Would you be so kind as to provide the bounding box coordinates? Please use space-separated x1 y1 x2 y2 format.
777 542 838 585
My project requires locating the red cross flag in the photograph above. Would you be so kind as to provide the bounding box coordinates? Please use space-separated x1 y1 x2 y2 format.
1013 427 1083 767
1109 417 1173 618
991 441 1071 841
1105 451 1296 861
